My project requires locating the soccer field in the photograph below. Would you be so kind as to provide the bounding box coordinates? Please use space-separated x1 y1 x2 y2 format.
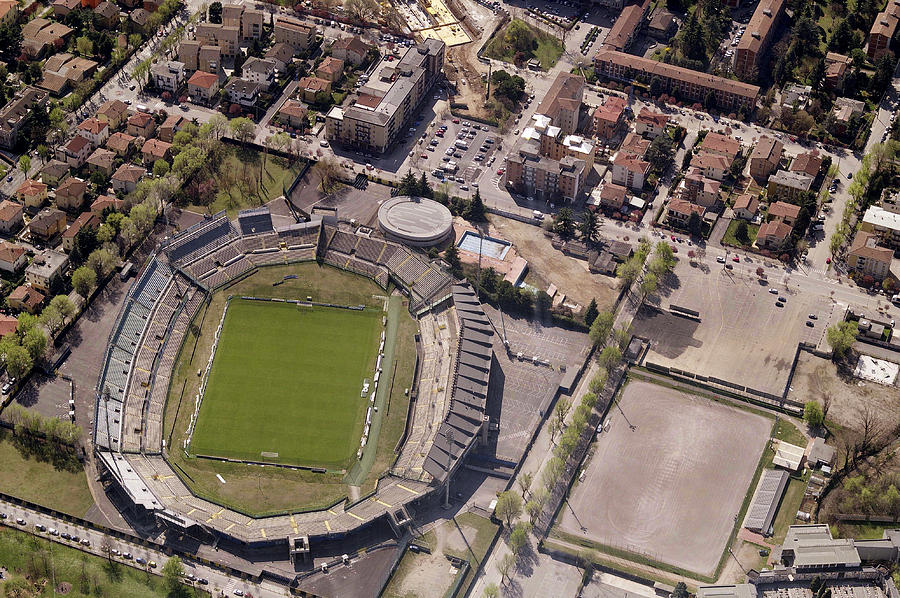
189 299 382 469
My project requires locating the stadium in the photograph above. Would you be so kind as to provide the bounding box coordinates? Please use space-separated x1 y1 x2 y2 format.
93 205 495 558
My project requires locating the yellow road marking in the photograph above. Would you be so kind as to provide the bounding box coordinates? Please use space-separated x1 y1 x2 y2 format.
347 512 364 521
324 520 331 531
397 484 419 494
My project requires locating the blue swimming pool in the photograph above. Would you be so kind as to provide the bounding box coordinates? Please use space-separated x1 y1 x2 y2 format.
457 230 511 260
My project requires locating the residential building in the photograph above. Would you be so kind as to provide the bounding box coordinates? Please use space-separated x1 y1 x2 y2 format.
266 43 294 72
126 111 156 138
0 200 24 234
861 205 900 247
601 0 650 52
620 132 650 158
683 168 721 208
61 211 100 252
592 95 627 139
832 97 865 132
648 8 677 40
274 16 317 52
28 208 67 241
225 78 262 107
790 152 822 178
242 57 277 88
181 39 222 73
97 99 129 128
733 194 759 221
782 83 811 109
77 117 110 147
611 151 650 190
178 39 200 71
111 164 146 193
25 249 69 293
331 36 371 66
16 179 48 209
94 1 119 28
221 2 242 27
142 138 172 163
86 147 117 176
757 220 793 250
57 135 92 168
0 315 18 339
749 135 783 180
768 200 801 227
535 72 583 135
277 99 308 129
91 194 124 215
40 160 69 186
106 131 136 156
0 87 50 149
867 0 900 61
55 176 88 211
504 144 585 201
151 60 185 94
326 39 445 154
0 241 27 274
596 183 628 211
0 0 17 24
634 108 668 139
129 8 150 33
702 132 741 160
734 0 785 80
52 0 80 17
767 170 813 201
8 285 45 313
522 113 597 170
824 52 850 92
21 18 73 59
667 198 705 227
316 56 345 82
39 53 98 96
187 70 219 105
158 115 185 142
298 76 331 102
195 23 239 59
594 50 759 112
847 230 893 280
690 151 731 181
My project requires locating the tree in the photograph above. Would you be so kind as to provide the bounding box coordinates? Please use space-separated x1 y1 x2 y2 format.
87 247 118 278
687 211 702 237
313 157 342 193
153 159 170 177
639 271 658 299
588 310 615 347
161 556 184 594
345 0 380 21
495 490 522 527
18 155 30 175
804 401 825 427
484 583 500 598
49 295 75 320
584 298 599 327
673 582 689 598
72 266 97 298
22 327 47 361
208 1 223 22
517 471 533 498
444 242 461 277
76 36 94 57
5 344 32 380
554 398 571 430
553 208 575 238
466 188 486 222
508 522 529 555
525 499 542 524
397 169 418 196
228 117 256 144
39 306 64 336
736 220 750 243
498 552 516 585
579 210 598 243
0 22 23 64
826 321 858 358
597 345 622 373
616 257 642 289
645 136 674 174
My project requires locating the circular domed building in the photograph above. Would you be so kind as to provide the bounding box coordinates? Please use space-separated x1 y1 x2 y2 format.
377 196 453 247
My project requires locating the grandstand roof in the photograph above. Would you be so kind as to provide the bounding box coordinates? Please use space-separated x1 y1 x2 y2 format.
743 468 789 534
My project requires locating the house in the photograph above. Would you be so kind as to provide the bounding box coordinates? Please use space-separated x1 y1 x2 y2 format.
187 70 219 105
39 54 98 96
25 249 69 293
274 16 316 52
225 78 262 107
0 200 24 234
756 220 793 250
21 18 72 59
111 164 146 193
61 211 101 252
129 7 150 33
57 134 92 168
832 97 865 132
265 42 294 71
97 99 129 129
611 152 650 190
52 0 79 17
142 138 172 163
648 8 677 40
597 183 628 211
179 40 221 73
28 208 67 241
77 117 110 148
701 132 741 161
847 230 893 280
40 160 69 186
620 132 650 159
0 87 49 150
55 176 88 211
749 135 783 181
86 147 117 176
782 83 812 109
733 194 759 221
94 1 120 28
91 195 124 215
316 56 344 83
242 57 277 88
126 111 156 138
824 52 850 92
0 315 17 338
768 201 801 227
8 285 45 313
634 108 668 139
592 96 627 139
297 76 332 102
106 131 136 156
790 151 823 178
690 151 731 181
276 99 308 129
683 168 721 208
16 179 48 209
151 61 185 94
861 205 900 247
867 0 900 60
158 115 185 143
667 198 705 227
331 36 371 66
0 241 28 274
767 170 814 202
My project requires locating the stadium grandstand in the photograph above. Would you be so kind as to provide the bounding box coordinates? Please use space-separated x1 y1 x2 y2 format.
92 209 494 553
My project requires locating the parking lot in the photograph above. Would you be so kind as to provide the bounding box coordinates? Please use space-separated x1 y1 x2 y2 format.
632 252 835 397
409 118 504 194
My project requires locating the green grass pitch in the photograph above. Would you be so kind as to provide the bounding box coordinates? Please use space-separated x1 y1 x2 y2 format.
189 299 382 469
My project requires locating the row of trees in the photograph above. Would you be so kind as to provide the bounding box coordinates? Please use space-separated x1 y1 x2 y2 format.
0 296 75 380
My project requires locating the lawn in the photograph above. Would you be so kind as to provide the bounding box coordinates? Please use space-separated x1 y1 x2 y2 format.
0 527 206 598
190 299 382 469
722 219 759 247
187 146 305 217
0 431 94 518
771 472 811 543
483 19 564 70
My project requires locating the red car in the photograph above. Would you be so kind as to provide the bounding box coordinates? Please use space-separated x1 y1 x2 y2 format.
452 118 460 124
420 154 428 158
732 256 740 262
496 168 505 175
